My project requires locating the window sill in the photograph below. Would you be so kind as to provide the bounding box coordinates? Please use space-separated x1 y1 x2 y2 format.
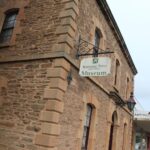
0 42 10 48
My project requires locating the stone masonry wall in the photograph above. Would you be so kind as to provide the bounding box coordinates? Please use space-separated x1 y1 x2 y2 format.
58 65 133 150
0 0 77 149
0 0 136 150
0 0 67 58
0 59 51 150
57 0 135 149
0 58 70 150
76 0 134 100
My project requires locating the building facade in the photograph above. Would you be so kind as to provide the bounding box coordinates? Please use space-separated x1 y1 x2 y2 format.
134 111 150 150
0 0 137 150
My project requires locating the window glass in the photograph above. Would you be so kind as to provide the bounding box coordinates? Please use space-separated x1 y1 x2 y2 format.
0 10 18 43
81 105 93 150
94 31 100 48
114 60 120 85
126 78 130 99
94 28 101 48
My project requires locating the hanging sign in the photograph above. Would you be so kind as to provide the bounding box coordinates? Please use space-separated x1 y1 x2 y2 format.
79 57 111 77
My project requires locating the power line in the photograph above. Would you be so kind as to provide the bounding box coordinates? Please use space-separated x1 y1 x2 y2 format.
134 96 145 111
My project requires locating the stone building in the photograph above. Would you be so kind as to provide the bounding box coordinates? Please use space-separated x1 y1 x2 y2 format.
0 0 137 150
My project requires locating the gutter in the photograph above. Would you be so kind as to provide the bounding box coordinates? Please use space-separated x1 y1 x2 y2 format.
97 0 138 75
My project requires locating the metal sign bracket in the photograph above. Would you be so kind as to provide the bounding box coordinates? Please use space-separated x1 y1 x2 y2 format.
76 36 113 58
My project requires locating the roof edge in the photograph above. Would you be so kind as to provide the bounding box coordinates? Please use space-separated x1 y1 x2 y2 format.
97 0 138 75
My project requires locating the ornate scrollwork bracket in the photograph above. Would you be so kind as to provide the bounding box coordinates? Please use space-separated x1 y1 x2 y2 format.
76 36 113 59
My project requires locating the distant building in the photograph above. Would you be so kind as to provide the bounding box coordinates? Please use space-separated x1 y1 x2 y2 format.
0 0 137 150
134 110 150 150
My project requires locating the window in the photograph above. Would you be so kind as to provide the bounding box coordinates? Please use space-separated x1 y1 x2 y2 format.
108 113 115 150
0 10 18 44
122 123 127 150
93 28 101 57
108 111 118 150
126 78 130 99
81 104 93 150
94 28 101 48
114 59 120 86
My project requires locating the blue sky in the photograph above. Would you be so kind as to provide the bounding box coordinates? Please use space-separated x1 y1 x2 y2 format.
107 0 150 111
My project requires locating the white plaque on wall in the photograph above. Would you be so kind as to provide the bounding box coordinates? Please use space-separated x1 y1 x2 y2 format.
79 57 111 77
